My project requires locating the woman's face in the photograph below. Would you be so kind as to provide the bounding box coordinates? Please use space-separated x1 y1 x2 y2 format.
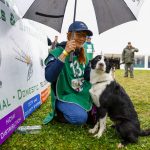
74 31 87 49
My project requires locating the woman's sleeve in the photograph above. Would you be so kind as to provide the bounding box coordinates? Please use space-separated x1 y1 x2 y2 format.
45 54 64 83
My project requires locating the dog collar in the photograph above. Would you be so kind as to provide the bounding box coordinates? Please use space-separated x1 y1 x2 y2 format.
92 80 109 85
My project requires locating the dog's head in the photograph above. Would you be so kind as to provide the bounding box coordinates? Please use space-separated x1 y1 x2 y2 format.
90 55 113 73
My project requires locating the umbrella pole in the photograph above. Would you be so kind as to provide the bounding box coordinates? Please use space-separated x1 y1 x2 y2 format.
69 0 77 63
73 0 77 22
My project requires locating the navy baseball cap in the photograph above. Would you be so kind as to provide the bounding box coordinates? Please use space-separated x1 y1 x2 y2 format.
68 21 93 36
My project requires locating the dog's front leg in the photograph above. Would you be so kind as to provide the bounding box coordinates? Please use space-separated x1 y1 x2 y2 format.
94 115 107 138
89 121 99 134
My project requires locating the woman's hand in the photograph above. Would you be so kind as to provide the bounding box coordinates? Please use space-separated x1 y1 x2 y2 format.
58 40 76 62
65 40 76 54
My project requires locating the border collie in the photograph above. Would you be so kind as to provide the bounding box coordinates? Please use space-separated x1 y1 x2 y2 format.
89 55 150 147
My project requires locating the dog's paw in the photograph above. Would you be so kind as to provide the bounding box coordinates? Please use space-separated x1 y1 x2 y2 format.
94 133 102 138
117 143 124 149
89 128 97 134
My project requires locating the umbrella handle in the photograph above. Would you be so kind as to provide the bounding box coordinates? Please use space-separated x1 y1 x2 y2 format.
69 51 74 63
69 32 75 63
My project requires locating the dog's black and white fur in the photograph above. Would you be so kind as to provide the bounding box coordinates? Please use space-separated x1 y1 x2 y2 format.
89 55 150 147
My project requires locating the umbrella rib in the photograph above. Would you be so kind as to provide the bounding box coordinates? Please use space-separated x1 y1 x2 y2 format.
35 12 64 18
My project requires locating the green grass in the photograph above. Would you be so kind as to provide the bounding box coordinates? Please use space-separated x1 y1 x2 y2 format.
1 70 150 150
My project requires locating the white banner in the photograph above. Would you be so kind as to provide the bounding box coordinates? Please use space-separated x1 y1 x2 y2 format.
0 2 50 145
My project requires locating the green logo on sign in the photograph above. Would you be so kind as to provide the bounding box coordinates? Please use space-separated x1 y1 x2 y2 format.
0 9 6 21
10 13 15 25
0 9 16 25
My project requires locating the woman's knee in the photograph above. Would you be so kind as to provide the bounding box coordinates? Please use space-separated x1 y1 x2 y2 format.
64 111 88 125
56 101 88 125
76 111 88 124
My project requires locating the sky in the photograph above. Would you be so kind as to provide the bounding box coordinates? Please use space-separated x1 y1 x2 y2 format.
27 0 150 56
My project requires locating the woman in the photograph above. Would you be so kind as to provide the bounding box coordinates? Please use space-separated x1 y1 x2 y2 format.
43 21 93 125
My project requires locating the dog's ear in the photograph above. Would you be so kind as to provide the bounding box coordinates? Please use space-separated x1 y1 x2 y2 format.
107 58 114 68
105 58 113 73
104 56 107 61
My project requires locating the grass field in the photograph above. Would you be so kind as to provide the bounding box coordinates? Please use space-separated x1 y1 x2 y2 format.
1 70 150 150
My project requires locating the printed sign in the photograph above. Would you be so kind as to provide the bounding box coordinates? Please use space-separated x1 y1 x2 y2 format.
0 2 50 145
0 106 24 145
23 94 41 118
41 86 50 103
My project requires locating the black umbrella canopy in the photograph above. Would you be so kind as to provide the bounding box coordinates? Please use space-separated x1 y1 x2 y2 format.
23 0 68 33
22 0 144 34
92 0 136 34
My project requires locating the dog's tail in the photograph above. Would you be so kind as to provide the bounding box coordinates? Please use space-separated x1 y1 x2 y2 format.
140 129 150 136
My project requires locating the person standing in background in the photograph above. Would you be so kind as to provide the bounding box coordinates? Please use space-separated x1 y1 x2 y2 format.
122 42 139 78
47 37 52 53
51 35 59 50
83 36 94 61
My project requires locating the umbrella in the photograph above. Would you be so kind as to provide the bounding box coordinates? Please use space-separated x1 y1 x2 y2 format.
13 0 145 34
